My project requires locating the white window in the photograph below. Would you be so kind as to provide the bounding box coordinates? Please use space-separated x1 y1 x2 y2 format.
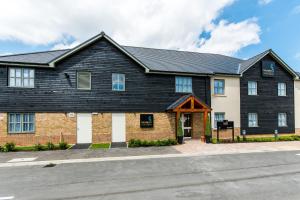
278 83 286 96
248 113 258 127
214 112 225 128
278 113 287 127
175 76 192 93
8 113 35 133
112 73 125 91
248 81 257 95
9 68 34 88
214 79 225 95
77 72 91 90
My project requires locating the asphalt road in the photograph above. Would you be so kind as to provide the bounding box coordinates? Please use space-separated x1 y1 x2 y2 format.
1 151 300 200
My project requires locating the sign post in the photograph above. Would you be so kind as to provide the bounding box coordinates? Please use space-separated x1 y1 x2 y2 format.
217 120 234 142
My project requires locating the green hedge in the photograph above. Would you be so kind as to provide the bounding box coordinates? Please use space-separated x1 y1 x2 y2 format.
128 138 177 147
0 142 70 152
212 135 300 144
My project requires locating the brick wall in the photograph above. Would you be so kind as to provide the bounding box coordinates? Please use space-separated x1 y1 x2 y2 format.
126 113 175 141
92 113 112 143
0 113 76 146
212 128 240 139
192 113 204 139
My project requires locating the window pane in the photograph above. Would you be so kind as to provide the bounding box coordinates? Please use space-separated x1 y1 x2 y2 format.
112 73 125 91
9 68 15 78
176 77 192 93
15 69 21 78
248 81 257 95
248 113 257 127
9 78 15 87
29 69 34 78
78 72 91 89
16 78 22 86
8 113 35 133
23 69 29 78
214 113 225 128
278 113 287 127
214 80 224 95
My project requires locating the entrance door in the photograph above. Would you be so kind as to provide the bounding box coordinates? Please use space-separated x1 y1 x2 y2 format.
77 113 92 144
112 113 126 142
182 113 192 137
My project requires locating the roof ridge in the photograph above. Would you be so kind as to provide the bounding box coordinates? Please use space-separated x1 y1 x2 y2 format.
122 45 243 61
0 49 70 58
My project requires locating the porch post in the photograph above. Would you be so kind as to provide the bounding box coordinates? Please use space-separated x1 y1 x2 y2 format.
203 110 208 141
175 111 180 137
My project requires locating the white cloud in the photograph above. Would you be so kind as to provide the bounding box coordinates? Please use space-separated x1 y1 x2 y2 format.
52 41 80 50
0 0 261 56
258 0 273 5
197 19 261 55
0 52 13 56
295 53 300 60
292 5 300 14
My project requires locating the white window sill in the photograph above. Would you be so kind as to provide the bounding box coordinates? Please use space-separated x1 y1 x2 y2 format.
213 94 226 97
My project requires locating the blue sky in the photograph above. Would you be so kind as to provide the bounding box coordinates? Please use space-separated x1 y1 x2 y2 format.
219 0 300 71
0 0 299 71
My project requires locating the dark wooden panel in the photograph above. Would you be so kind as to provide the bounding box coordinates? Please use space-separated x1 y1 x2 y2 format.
240 54 295 134
0 38 211 112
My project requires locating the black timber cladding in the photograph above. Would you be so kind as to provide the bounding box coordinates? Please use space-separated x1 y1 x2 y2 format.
0 38 210 112
240 54 295 134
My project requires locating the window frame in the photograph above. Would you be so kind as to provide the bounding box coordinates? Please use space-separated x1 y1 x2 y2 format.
8 113 35 134
112 73 125 91
214 112 225 128
278 82 287 96
248 113 258 127
175 76 193 93
77 71 91 90
8 68 35 88
214 79 225 95
278 113 287 127
248 81 257 96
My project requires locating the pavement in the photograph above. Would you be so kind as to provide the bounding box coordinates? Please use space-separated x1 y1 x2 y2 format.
1 140 300 164
1 150 300 199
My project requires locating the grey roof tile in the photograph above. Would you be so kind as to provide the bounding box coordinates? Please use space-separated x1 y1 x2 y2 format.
239 49 270 73
0 49 69 64
123 46 243 75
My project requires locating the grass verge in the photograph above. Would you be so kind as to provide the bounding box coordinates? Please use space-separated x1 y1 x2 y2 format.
89 143 111 149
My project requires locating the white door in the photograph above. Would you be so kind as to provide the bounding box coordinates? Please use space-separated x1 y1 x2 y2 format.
77 113 92 143
112 113 126 142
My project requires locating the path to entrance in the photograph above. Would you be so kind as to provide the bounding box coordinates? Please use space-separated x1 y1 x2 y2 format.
174 139 300 155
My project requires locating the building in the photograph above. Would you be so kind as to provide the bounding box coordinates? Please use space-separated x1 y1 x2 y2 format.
0 32 299 146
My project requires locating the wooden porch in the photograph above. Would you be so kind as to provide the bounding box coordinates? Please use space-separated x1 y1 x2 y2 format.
167 94 212 141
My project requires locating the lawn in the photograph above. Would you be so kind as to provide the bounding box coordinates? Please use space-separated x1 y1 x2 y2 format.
89 143 110 149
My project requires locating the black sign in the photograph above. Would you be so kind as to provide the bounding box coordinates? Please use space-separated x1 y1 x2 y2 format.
217 120 234 129
262 61 275 77
140 114 154 128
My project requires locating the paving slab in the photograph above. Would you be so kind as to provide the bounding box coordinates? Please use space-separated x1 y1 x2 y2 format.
0 146 180 163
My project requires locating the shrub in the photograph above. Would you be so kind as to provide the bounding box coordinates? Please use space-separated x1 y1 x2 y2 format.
34 143 44 151
128 138 177 147
47 142 55 150
237 136 241 142
5 142 16 152
0 145 4 152
177 117 183 137
211 138 218 144
59 141 68 150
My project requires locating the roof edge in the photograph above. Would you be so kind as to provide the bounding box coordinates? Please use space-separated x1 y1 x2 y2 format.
48 32 150 72
240 49 299 79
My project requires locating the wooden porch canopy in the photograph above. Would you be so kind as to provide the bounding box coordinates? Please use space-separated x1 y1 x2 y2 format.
167 94 212 139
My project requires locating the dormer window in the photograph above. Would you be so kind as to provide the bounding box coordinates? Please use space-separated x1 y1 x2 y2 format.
9 68 35 88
